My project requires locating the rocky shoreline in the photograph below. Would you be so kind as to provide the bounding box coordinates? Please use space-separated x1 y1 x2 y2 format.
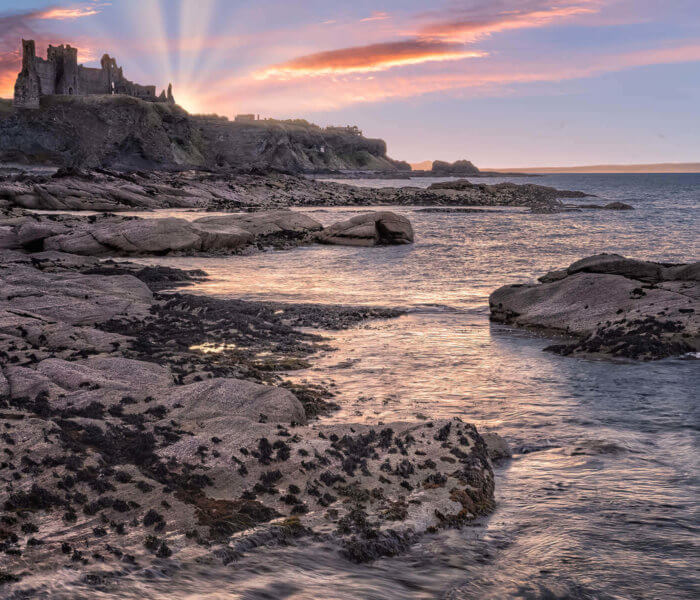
2 166 680 593
490 254 699 360
0 234 498 589
0 168 600 214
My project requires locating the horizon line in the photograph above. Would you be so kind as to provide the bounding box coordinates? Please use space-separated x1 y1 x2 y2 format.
410 161 700 174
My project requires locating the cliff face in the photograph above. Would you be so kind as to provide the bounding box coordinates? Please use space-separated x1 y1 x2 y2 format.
194 117 408 172
0 96 205 171
0 96 407 173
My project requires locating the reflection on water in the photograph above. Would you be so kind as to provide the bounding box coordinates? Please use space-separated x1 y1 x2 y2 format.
14 175 700 599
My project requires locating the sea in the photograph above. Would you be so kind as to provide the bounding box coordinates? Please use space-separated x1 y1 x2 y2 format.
9 174 700 599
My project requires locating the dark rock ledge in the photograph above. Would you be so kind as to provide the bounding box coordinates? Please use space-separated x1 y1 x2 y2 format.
0 168 594 213
490 254 699 360
0 247 499 590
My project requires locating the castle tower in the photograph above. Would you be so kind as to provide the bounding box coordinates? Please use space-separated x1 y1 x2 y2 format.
166 83 175 104
48 44 80 95
101 54 120 94
13 39 41 109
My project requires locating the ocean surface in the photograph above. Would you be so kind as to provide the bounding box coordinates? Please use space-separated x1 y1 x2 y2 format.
13 174 700 599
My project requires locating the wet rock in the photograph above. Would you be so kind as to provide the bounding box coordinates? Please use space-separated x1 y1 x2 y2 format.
481 432 512 461
0 225 20 249
194 210 322 240
161 378 307 426
0 265 153 325
490 254 699 359
604 201 634 210
45 218 203 256
566 253 664 283
316 212 414 246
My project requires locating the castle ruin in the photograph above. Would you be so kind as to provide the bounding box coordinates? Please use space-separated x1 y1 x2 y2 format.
13 40 175 109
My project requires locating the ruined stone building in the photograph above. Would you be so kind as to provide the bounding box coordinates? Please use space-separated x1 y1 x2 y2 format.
14 39 175 109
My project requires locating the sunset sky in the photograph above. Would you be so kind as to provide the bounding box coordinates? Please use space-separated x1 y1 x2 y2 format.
1 0 698 167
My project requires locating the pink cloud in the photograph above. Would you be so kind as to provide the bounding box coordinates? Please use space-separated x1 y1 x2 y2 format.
416 2 602 42
197 41 700 115
254 1 605 83
360 11 391 23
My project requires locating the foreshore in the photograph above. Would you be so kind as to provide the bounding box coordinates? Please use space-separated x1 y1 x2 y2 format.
1 169 696 592
0 197 499 584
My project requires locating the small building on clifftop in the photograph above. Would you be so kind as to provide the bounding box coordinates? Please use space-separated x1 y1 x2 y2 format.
13 39 175 109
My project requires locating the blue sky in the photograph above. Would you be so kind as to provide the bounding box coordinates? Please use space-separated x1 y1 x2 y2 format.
1 0 698 166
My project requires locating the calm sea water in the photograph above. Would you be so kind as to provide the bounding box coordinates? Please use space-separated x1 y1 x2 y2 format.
13 174 700 599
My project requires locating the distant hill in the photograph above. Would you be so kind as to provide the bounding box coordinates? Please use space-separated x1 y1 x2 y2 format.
410 160 433 171
482 162 700 174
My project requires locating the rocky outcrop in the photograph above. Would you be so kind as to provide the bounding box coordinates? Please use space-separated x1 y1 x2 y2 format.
0 96 204 171
0 256 495 583
0 169 591 213
428 179 592 204
574 201 634 210
0 95 407 173
0 209 323 257
317 212 414 246
490 254 699 360
430 159 480 176
0 170 213 211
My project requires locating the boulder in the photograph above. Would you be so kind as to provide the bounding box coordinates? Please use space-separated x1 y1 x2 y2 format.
88 217 203 254
663 262 700 282
317 211 414 246
4 365 66 400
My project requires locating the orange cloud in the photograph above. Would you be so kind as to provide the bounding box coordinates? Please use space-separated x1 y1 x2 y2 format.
254 40 486 79
37 7 100 20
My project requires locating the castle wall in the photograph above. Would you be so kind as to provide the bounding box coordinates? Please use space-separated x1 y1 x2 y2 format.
34 59 57 96
78 66 108 95
13 40 175 108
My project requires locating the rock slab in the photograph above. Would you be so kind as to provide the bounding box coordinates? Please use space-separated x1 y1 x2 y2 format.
490 254 699 359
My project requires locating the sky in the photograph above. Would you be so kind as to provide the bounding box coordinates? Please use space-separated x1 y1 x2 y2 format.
0 0 698 167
